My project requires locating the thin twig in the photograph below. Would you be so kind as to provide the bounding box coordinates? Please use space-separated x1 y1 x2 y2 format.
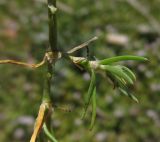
0 58 45 69
67 36 98 54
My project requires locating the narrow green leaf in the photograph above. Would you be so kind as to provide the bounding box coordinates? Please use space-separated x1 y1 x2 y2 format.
106 73 118 88
107 73 126 89
102 65 133 84
82 69 96 119
43 123 58 142
118 88 139 103
121 66 136 81
107 71 139 103
89 87 97 130
100 55 148 65
129 94 139 103
118 87 129 97
107 70 138 103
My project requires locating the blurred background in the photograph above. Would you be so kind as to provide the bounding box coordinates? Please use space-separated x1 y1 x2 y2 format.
0 0 160 142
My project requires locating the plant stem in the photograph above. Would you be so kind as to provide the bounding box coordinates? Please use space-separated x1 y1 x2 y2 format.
48 0 58 52
42 0 58 109
41 0 58 141
42 62 53 103
30 13 58 138
43 0 57 109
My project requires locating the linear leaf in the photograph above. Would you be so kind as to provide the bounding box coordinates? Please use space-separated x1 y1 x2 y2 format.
120 66 136 81
102 65 133 84
118 87 129 97
82 69 96 119
89 87 97 130
119 87 139 103
129 94 139 103
100 55 148 65
43 123 58 142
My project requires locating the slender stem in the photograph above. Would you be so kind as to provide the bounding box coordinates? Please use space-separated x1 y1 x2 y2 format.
40 2 58 140
48 0 58 52
42 0 57 111
42 61 54 140
42 62 53 103
41 0 58 141
43 123 58 142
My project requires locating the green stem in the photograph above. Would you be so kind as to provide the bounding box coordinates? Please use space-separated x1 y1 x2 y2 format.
40 0 58 141
48 0 58 52
42 62 53 103
43 123 58 142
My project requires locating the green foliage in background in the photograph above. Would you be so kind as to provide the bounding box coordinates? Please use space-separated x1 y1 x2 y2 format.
0 0 160 142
